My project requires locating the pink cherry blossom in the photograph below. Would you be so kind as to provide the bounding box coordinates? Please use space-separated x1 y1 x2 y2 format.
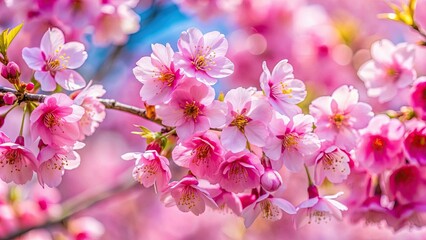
356 115 405 174
133 43 183 105
22 28 88 91
390 202 426 231
260 59 306 116
30 93 84 147
309 85 373 151
404 121 426 165
350 196 394 226
410 77 426 120
172 131 223 183
72 83 106 140
208 187 242 215
3 92 16 105
295 188 348 228
37 143 83 188
221 87 272 152
156 80 226 140
314 145 351 185
242 193 296 227
358 39 416 103
0 135 38 184
387 165 426 205
263 113 320 172
161 175 217 216
174 27 234 85
218 151 264 193
122 150 171 190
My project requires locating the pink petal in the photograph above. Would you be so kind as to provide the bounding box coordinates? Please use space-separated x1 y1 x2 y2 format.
41 28 65 55
205 56 234 78
221 126 247 153
371 39 395 65
61 42 88 69
55 69 86 90
35 71 57 91
22 47 45 71
245 121 268 147
270 198 297 214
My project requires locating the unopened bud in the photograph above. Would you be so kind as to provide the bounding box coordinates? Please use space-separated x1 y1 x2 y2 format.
260 168 283 192
146 141 162 153
26 82 35 91
7 62 20 78
307 185 319 199
3 92 16 105
15 136 25 146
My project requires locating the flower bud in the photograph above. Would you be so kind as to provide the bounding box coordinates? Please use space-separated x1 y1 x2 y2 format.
307 185 319 199
260 168 283 192
15 136 25 146
3 92 16 105
0 65 8 79
26 82 35 91
7 62 20 78
146 140 162 153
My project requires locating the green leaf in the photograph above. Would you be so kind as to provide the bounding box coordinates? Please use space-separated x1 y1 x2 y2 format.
6 23 23 48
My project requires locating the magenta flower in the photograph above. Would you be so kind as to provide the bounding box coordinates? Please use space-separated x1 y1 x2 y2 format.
410 77 426 120
122 150 171 190
309 85 373 151
174 27 234 85
72 83 106 140
390 202 426 231
295 188 348 228
260 60 306 116
208 187 242 215
0 135 38 184
242 193 296 228
357 39 416 102
404 121 426 165
37 143 83 188
314 145 351 185
161 175 217 216
218 151 264 193
263 114 320 172
172 131 224 183
356 115 405 174
30 93 84 147
156 80 226 140
133 43 183 105
221 87 272 152
22 28 88 91
388 165 426 205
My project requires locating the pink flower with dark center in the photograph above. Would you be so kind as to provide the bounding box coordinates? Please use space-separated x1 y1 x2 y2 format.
207 187 242 215
221 87 272 152
260 59 306 116
314 145 351 185
404 121 426 165
356 115 405 174
309 85 373 151
410 77 426 120
156 80 226 140
388 165 426 205
174 27 234 85
0 134 38 184
122 150 171 190
358 39 416 103
218 151 264 193
22 28 88 91
242 193 296 227
161 175 217 216
390 202 426 231
133 43 183 105
172 131 224 183
263 113 320 172
30 93 84 148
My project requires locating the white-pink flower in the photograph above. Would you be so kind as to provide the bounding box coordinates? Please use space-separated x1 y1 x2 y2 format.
314 145 351 185
156 80 226 140
133 43 183 105
358 39 416 103
22 28 88 91
161 175 217 216
221 87 272 153
263 113 320 172
309 85 373 151
174 27 234 85
242 193 296 227
30 93 84 148
260 60 306 116
122 150 171 190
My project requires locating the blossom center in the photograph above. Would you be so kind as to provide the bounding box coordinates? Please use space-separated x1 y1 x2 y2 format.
372 136 385 151
231 115 249 132
193 144 211 165
48 59 61 70
43 112 60 128
159 72 175 86
413 135 426 147
179 186 197 210
283 133 299 148
184 102 200 119
308 210 331 224
280 82 293 95
228 163 248 183
386 67 400 81
331 113 346 128
260 199 280 220
193 55 208 70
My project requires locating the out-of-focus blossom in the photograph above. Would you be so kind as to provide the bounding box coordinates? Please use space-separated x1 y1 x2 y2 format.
221 87 271 152
410 77 426 120
310 85 373 151
30 93 84 147
387 165 426 205
174 27 234 85
218 151 264 193
356 115 405 174
22 28 88 91
260 59 306 116
172 131 223 183
157 80 226 140
122 150 171 190
161 175 217 216
404 120 426 165
67 217 105 240
314 145 351 185
358 39 416 103
242 193 296 227
264 113 320 172
133 43 183 105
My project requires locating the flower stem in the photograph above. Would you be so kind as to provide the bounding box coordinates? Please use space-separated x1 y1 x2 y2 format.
304 164 313 186
18 104 27 136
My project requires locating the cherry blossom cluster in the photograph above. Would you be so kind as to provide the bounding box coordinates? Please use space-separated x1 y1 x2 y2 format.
0 28 106 187
0 182 104 239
